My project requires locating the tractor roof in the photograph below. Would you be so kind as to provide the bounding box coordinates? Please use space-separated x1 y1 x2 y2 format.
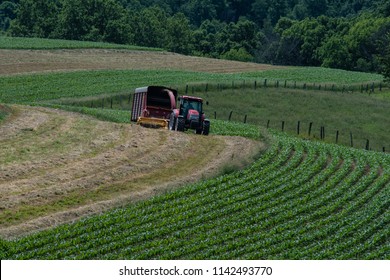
180 95 203 102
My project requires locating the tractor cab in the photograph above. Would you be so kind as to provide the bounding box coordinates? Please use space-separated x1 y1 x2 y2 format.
169 95 210 135
179 96 203 120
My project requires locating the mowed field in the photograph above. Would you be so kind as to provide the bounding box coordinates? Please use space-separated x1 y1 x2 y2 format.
0 41 389 259
0 105 262 239
0 48 285 76
0 47 270 238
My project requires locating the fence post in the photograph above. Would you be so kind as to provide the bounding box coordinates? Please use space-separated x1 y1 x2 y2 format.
214 111 217 119
267 120 270 129
228 111 233 121
297 121 300 135
308 122 313 136
264 79 267 88
282 121 285 132
320 126 325 140
284 80 287 88
350 132 353 147
336 130 339 144
365 139 370 150
244 115 247 124
254 80 257 90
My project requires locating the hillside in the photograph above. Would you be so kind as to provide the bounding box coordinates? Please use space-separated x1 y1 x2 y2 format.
3 0 389 75
0 46 386 152
0 48 284 76
3 131 389 259
0 105 263 239
0 41 389 260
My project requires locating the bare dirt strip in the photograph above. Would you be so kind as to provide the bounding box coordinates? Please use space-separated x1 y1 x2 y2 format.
0 106 264 239
0 49 285 75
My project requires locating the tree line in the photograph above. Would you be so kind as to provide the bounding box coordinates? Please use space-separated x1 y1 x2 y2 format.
1 0 390 79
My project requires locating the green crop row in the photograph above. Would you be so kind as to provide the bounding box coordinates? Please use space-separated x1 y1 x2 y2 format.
0 36 162 51
241 67 384 85
4 131 389 260
0 67 384 104
0 70 228 104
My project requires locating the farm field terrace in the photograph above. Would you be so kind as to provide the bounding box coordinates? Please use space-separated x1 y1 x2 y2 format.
2 130 389 259
5 67 384 152
0 43 389 259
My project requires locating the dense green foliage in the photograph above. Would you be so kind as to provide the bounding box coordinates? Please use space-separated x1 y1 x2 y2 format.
3 131 389 259
381 33 390 82
2 0 390 75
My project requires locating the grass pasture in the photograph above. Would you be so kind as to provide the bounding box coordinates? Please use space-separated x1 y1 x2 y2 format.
196 87 390 152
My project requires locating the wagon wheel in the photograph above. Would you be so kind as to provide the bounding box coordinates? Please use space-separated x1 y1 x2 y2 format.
169 113 176 131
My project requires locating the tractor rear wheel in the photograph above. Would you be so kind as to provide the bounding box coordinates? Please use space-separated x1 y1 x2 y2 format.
177 116 185 132
203 121 210 135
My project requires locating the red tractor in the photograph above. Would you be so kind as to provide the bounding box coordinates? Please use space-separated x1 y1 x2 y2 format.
169 95 210 135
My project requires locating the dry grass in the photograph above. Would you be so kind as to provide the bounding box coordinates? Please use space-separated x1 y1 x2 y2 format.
0 106 264 238
0 49 285 76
